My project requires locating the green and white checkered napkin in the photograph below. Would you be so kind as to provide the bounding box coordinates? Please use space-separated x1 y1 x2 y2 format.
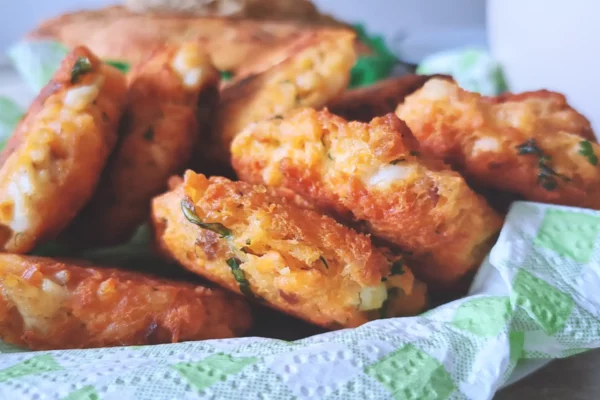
0 201 598 399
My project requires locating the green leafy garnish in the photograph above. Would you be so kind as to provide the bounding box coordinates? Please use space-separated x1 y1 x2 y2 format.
578 140 598 166
390 260 405 275
226 257 255 298
349 24 398 88
71 56 92 83
516 139 570 191
106 60 130 74
181 199 232 238
143 127 154 141
220 71 234 80
537 160 570 191
319 256 329 269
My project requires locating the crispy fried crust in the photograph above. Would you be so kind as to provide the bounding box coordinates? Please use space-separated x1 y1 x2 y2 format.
28 6 350 72
231 27 363 85
488 90 596 141
65 43 220 248
231 108 502 288
328 75 446 122
397 78 600 209
205 29 356 168
0 47 127 253
0 254 251 350
151 171 426 329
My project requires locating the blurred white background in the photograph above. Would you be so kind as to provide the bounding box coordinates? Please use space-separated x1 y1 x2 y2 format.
0 0 597 131
0 0 487 65
488 0 599 132
0 0 118 64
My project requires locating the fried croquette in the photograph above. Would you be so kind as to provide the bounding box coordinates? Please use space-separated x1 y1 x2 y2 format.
151 171 427 329
0 254 251 350
488 90 596 141
65 43 220 248
0 47 127 253
328 74 444 122
397 78 600 209
28 6 350 73
206 29 356 167
231 108 502 288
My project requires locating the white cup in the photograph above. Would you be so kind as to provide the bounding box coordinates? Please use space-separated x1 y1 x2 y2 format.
488 0 600 133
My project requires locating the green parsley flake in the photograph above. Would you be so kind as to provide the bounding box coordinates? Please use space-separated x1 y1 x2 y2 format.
319 256 329 269
181 198 232 238
220 71 234 80
226 257 255 298
516 139 544 157
71 56 92 83
516 139 570 191
106 60 130 73
579 140 598 166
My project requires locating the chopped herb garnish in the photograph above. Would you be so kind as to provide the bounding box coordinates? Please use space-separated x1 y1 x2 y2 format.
579 140 598 166
390 158 405 165
71 56 92 83
537 162 570 191
106 60 130 73
226 257 255 298
516 139 544 156
516 139 570 192
245 239 251 245
381 277 388 282
409 150 420 157
143 127 154 141
181 199 232 238
321 136 333 160
319 256 329 269
220 70 234 80
390 260 405 275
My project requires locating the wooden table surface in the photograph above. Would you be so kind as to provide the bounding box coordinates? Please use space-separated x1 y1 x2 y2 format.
495 349 600 399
